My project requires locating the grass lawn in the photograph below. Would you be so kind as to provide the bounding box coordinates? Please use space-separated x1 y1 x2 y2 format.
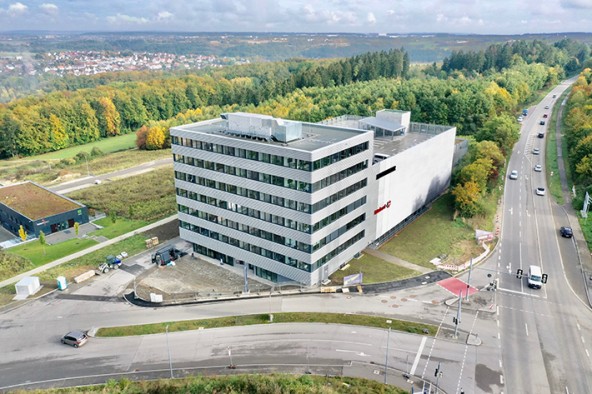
97 312 437 337
7 237 98 268
329 254 420 285
92 217 149 239
24 133 138 161
379 194 484 268
546 88 573 205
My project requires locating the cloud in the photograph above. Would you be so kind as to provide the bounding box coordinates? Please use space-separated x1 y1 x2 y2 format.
40 3 58 16
8 2 27 16
561 0 592 9
106 13 149 25
386 10 395 15
157 11 174 21
367 12 376 25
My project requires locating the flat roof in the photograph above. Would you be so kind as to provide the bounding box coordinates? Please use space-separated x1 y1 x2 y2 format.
0 182 82 220
174 117 369 152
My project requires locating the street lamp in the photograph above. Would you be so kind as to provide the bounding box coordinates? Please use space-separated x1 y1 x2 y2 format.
384 319 392 384
165 325 173 378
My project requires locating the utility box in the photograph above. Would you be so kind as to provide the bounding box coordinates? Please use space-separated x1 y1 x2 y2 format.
57 276 68 290
15 276 41 299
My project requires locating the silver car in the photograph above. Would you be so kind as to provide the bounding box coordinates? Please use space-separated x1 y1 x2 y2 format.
61 331 88 348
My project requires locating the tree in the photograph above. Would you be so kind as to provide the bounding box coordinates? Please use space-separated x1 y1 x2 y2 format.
146 125 166 150
452 181 482 218
475 114 520 155
18 225 27 242
39 231 46 255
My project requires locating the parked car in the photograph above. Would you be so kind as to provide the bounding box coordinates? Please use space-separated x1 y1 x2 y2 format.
560 226 573 238
61 331 88 348
533 148 540 155
534 164 542 172
540 120 545 125
517 116 523 122
509 170 518 180
536 187 546 196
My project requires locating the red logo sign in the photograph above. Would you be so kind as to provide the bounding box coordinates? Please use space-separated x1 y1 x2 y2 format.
374 200 391 215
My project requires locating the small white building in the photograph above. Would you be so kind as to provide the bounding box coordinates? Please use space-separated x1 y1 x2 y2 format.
14 276 41 299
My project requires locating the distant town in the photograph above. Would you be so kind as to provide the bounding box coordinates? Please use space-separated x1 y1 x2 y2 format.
0 50 249 78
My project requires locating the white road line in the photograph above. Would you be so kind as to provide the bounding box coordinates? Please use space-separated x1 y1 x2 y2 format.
499 359 503 368
525 323 529 336
577 323 581 331
566 386 570 394
496 306 499 316
497 287 541 298
410 336 427 376
498 333 501 340
582 336 586 344
497 320 499 328
586 349 590 358
500 374 504 384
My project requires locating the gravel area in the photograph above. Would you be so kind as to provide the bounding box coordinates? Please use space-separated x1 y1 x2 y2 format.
136 254 272 301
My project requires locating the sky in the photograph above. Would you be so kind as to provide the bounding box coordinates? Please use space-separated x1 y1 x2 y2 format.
0 0 591 34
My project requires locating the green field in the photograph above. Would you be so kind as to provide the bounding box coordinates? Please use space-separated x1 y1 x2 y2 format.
329 254 420 284
20 133 137 161
92 217 149 239
379 194 484 269
6 237 98 269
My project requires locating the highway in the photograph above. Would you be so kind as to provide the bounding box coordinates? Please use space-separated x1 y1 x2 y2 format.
494 80 592 393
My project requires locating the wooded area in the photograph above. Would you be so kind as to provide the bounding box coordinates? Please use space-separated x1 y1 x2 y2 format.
1 38 592 217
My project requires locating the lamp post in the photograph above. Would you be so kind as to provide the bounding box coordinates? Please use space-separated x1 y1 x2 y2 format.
165 325 173 378
384 319 392 384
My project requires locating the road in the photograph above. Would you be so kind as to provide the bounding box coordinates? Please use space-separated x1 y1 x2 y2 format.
491 80 592 393
49 157 172 194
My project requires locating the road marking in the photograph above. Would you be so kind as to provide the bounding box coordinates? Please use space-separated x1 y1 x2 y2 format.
455 311 480 394
498 333 501 340
525 323 529 336
500 375 504 385
421 306 449 379
566 386 570 394
410 336 427 376
496 306 499 316
335 349 370 357
497 287 541 298
586 349 590 358
497 320 499 328
499 359 503 368
582 336 586 344
577 323 581 331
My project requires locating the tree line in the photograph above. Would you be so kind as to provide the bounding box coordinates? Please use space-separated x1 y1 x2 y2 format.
0 49 408 157
563 68 592 209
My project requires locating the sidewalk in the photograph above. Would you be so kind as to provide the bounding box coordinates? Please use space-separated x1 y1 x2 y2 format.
0 215 178 289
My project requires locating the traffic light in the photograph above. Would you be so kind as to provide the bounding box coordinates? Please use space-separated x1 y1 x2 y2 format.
453 317 457 324
542 274 548 284
434 366 439 377
517 268 523 279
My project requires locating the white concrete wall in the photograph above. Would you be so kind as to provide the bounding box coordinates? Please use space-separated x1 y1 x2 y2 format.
371 127 456 240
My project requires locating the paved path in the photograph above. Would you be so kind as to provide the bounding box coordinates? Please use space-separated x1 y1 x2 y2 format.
363 248 433 274
0 215 178 289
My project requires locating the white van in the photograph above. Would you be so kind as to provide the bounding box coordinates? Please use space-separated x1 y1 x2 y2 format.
528 265 543 289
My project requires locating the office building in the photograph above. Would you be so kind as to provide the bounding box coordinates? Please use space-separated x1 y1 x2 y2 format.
171 110 456 285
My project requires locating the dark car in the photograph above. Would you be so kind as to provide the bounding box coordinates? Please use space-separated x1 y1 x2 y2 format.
543 114 548 118
540 120 545 125
560 226 573 238
538 132 544 138
61 330 88 348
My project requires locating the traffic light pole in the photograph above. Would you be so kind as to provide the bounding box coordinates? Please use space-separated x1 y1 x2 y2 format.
454 290 462 338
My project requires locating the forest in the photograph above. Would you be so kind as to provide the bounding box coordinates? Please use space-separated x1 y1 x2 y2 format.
1 38 592 217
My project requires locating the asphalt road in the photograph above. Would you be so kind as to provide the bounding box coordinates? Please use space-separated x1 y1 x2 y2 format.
493 80 592 393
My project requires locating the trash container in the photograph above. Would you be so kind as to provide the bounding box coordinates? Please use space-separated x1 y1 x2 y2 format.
57 276 68 291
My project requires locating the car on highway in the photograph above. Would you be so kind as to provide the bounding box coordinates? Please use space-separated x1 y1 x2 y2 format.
560 226 573 238
61 330 88 348
538 132 544 138
545 105 550 109
536 187 546 196
533 148 540 155
534 164 542 172
540 120 545 125
509 170 518 180
543 114 548 118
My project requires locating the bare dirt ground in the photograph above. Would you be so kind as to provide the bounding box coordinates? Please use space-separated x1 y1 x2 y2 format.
135 252 272 301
